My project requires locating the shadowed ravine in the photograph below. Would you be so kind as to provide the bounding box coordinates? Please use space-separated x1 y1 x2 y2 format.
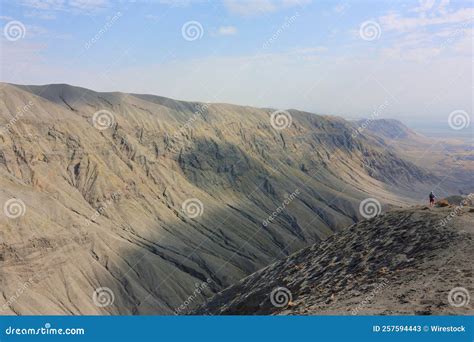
194 206 474 316
0 83 471 315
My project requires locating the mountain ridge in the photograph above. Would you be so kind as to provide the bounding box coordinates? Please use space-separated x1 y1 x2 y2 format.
194 204 474 315
0 82 466 315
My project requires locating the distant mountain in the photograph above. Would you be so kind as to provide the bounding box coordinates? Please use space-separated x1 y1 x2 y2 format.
195 204 474 315
0 83 463 314
353 118 418 140
352 117 473 194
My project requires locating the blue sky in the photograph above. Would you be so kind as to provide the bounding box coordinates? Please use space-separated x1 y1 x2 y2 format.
0 0 472 123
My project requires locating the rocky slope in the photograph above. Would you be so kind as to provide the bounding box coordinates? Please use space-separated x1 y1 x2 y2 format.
0 83 461 315
353 118 474 194
353 118 417 140
195 204 474 315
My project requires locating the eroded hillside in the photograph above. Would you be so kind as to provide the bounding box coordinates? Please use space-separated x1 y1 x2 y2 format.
0 83 457 314
195 205 474 315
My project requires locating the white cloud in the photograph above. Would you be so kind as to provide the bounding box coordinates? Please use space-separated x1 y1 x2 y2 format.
224 0 310 16
333 2 350 15
18 0 66 11
24 11 57 20
68 0 108 11
410 0 436 13
363 3 473 65
438 0 451 15
224 0 275 16
411 0 451 15
451 29 473 54
2 0 471 124
15 49 465 122
379 7 473 32
217 26 237 35
18 0 109 13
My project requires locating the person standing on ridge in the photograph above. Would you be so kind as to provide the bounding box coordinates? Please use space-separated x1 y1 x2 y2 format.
429 191 436 207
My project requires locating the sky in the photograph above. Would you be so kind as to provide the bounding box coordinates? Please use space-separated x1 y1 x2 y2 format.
0 0 472 123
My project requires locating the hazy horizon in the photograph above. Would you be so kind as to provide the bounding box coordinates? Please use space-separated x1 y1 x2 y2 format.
0 1 473 323
1 0 472 124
